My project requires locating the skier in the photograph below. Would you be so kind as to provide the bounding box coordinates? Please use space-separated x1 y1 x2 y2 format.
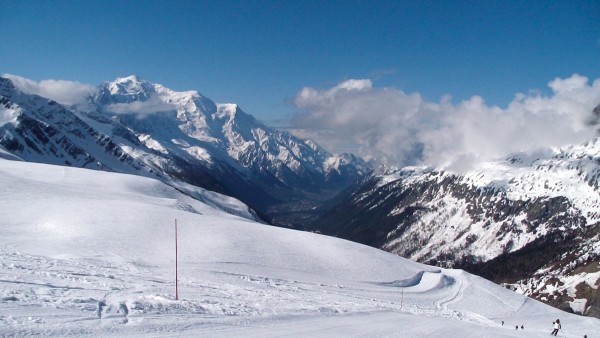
551 319 561 336
520 325 524 330
501 320 504 326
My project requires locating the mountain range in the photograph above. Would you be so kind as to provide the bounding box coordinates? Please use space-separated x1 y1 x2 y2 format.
1 74 599 318
309 138 600 317
0 75 370 225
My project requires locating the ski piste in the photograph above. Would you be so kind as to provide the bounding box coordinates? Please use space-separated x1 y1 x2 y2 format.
1 158 598 337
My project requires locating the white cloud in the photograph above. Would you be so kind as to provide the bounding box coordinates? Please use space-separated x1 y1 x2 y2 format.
290 75 600 171
3 74 96 106
103 96 177 115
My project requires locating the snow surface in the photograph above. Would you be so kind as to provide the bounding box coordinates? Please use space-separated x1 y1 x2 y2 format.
1 158 599 337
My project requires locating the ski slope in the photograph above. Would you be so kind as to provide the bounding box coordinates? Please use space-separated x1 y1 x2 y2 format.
1 158 598 337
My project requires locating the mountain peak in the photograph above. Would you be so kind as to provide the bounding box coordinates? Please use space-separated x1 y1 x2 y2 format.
95 75 157 104
115 74 143 83
108 75 153 96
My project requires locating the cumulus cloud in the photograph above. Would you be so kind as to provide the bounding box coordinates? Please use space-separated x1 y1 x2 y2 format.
290 74 600 171
103 96 177 115
3 74 96 106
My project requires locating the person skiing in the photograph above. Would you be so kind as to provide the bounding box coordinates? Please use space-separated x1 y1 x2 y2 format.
551 319 561 336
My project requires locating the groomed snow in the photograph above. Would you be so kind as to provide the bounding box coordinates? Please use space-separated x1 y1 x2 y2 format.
1 158 598 337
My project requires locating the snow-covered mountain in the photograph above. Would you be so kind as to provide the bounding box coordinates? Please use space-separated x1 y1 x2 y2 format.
2 158 599 336
0 75 370 225
310 139 600 317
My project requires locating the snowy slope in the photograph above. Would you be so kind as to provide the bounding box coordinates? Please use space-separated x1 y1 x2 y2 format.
1 158 598 337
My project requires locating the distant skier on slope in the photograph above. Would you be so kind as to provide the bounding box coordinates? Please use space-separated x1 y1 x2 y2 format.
551 319 561 336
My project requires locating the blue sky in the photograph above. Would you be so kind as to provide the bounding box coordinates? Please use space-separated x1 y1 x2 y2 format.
2 0 598 121
2 0 600 168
